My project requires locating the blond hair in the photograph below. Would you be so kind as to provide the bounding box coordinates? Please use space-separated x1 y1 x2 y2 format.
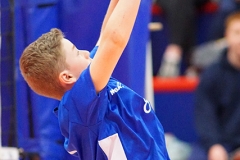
20 28 67 99
225 11 240 29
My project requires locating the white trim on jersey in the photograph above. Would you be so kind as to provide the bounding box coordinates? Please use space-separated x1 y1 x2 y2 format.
98 133 127 160
68 150 77 155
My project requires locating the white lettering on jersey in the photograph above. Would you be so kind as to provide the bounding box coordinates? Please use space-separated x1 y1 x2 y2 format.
110 82 124 95
143 98 151 113
98 133 127 160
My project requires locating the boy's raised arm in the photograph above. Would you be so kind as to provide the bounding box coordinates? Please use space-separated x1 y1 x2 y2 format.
90 0 141 92
96 0 118 46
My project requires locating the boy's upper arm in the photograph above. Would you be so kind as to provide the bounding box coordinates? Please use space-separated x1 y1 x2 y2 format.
90 0 140 93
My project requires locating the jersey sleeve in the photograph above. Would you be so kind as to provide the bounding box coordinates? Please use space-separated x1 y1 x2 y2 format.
69 66 108 125
90 46 99 58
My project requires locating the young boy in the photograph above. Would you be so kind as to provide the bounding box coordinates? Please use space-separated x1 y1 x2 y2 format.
20 0 170 159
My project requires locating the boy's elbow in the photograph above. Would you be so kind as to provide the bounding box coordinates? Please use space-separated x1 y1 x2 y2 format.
112 32 127 47
105 30 128 48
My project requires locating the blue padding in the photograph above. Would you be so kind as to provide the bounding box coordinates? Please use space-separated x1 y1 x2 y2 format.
59 0 107 50
154 92 198 143
15 0 58 8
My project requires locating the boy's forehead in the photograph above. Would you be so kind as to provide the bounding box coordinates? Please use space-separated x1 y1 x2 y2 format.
62 38 75 51
62 38 72 45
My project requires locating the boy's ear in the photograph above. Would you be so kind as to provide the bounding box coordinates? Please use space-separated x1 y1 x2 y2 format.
59 70 77 87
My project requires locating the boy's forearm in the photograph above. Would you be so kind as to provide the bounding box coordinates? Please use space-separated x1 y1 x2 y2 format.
97 0 119 45
102 0 141 46
101 0 119 32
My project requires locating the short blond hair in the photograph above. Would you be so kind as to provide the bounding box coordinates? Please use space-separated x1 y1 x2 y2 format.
225 11 240 29
20 28 67 99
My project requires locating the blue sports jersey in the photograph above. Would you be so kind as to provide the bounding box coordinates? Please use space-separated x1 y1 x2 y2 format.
54 47 169 160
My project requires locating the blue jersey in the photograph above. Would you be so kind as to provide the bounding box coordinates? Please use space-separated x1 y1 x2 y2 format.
54 47 169 160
